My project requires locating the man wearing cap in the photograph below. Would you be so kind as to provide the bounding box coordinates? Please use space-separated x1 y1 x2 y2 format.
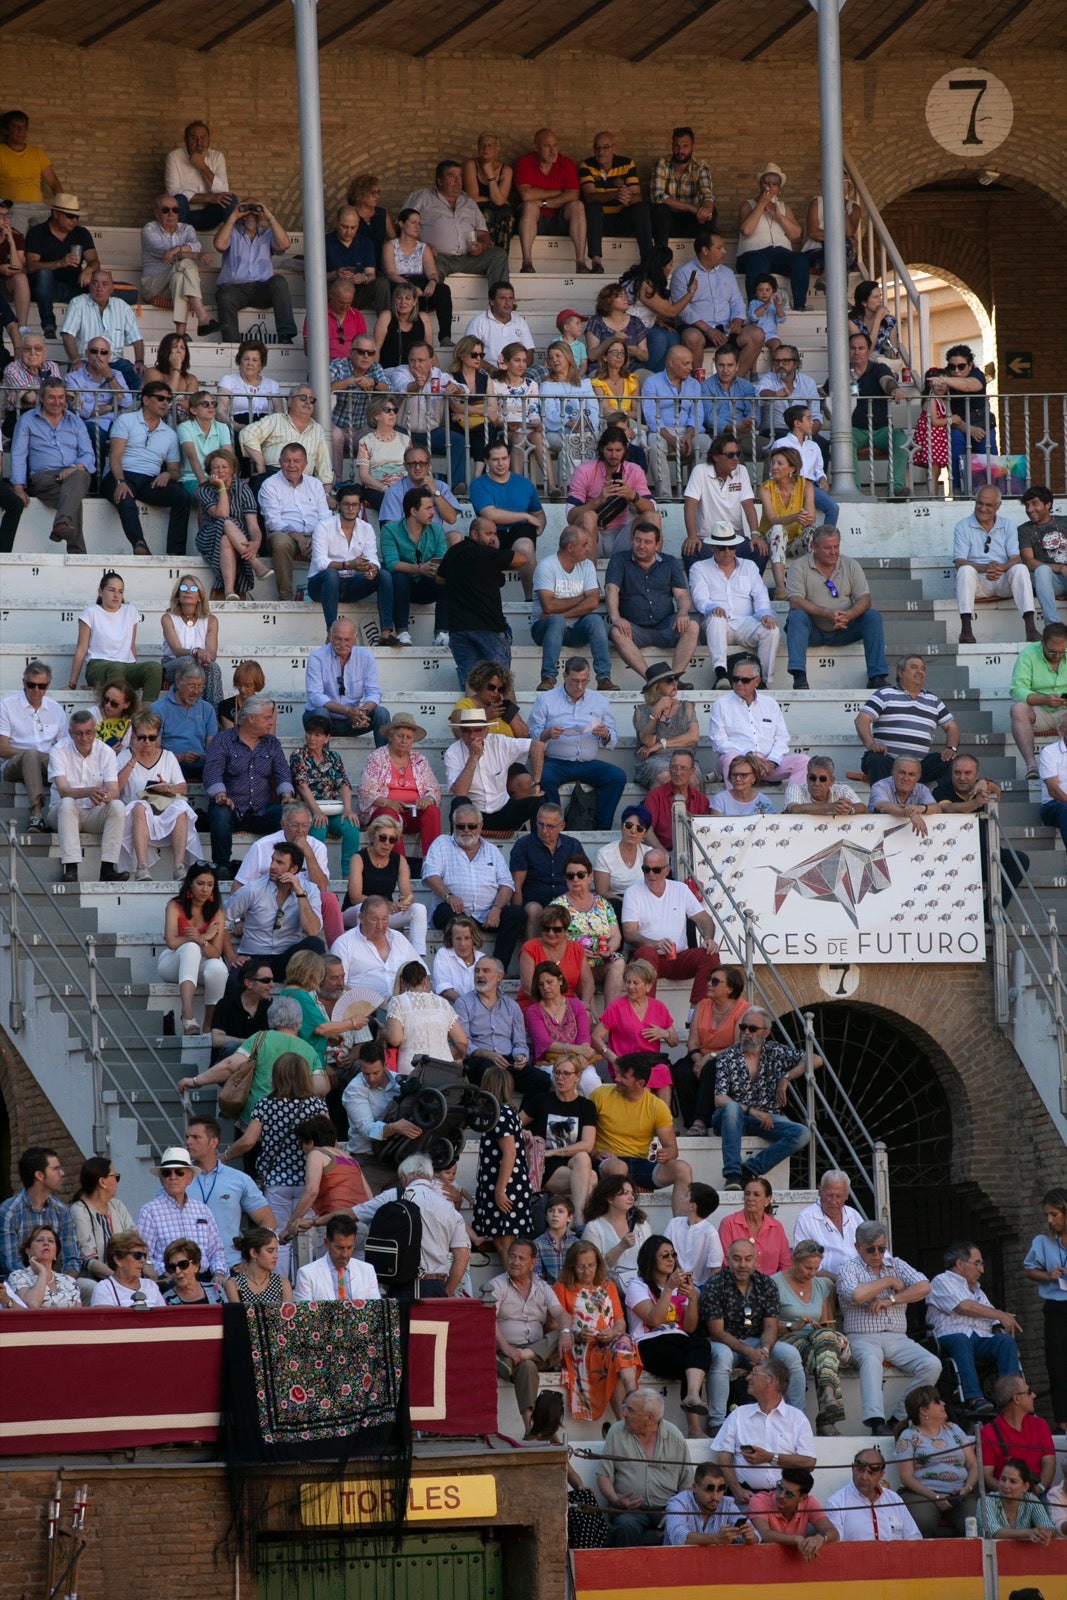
23 194 98 339
463 281 535 368
10 375 94 551
136 1146 229 1279
605 521 699 684
691 521 780 689
785 526 888 692
737 163 809 312
445 707 546 834
304 618 390 743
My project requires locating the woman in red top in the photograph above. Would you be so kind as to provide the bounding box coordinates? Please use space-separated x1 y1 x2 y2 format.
718 1177 792 1275
677 965 749 1132
279 1113 372 1247
517 908 593 1011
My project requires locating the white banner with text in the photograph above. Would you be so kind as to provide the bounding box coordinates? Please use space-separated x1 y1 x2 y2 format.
689 814 985 964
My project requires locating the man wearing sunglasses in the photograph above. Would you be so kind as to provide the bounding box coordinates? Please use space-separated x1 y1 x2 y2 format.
424 805 525 972
953 484 1038 645
23 192 98 338
0 660 66 832
136 1144 228 1280
682 431 765 577
444 706 545 834
836 1220 941 1437
785 525 887 691
620 847 719 1004
824 1450 922 1543
60 267 144 393
709 1007 813 1193
707 655 809 786
139 193 218 339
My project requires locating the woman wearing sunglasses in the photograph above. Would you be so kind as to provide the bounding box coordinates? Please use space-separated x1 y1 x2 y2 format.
93 674 139 756
116 707 202 880
160 571 222 706
90 1230 167 1307
551 854 625 1005
162 1238 224 1305
593 804 653 917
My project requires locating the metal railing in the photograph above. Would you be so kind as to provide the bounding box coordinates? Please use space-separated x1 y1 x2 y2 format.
848 144 930 381
671 796 890 1221
0 820 182 1154
853 390 1067 499
984 800 1067 1119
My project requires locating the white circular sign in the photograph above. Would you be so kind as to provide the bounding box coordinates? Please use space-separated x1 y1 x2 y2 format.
817 963 860 1000
925 69 1013 158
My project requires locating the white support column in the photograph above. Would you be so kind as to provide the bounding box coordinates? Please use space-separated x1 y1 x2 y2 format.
291 0 331 442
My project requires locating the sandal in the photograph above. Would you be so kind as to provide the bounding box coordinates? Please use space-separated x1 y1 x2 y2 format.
688 1121 707 1137
680 1398 707 1414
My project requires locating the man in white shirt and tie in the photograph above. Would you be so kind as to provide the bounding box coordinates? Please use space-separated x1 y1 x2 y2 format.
294 1213 381 1302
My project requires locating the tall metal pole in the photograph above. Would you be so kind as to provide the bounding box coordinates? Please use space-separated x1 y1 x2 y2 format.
813 0 859 500
291 0 331 441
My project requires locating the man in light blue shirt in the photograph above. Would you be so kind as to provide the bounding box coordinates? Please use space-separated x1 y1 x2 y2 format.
213 197 297 344
641 345 708 497
700 346 758 441
953 485 1037 645
668 231 762 379
103 380 191 555
304 617 390 741
528 657 625 828
379 442 461 525
185 1116 274 1269
10 378 94 551
60 268 144 393
64 337 134 454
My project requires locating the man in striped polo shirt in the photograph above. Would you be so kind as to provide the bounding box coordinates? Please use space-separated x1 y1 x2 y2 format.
854 654 961 786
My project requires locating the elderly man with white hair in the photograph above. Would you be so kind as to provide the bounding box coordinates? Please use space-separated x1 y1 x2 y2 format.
396 1152 470 1298
46 707 128 884
690 519 779 688
597 1389 693 1546
836 1220 942 1437
953 485 1038 646
712 1354 816 1509
792 1171 864 1277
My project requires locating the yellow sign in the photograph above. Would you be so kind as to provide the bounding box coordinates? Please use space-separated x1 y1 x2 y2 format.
301 1474 497 1527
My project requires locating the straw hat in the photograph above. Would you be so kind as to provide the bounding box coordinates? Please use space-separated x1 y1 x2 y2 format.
382 711 427 739
52 193 83 215
152 1145 196 1174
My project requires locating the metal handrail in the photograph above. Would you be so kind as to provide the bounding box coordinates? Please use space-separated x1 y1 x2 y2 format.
845 146 930 380
672 797 883 1214
984 801 1067 1119
0 821 182 1152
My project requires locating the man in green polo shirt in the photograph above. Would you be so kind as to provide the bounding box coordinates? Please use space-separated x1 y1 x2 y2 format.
1009 621 1067 779
379 485 449 646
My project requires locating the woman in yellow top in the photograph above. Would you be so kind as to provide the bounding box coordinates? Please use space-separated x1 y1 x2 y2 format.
450 661 529 737
591 338 640 418
759 445 815 598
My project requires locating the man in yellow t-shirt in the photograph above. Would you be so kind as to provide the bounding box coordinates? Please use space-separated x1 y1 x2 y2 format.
0 112 62 234
592 1052 691 1211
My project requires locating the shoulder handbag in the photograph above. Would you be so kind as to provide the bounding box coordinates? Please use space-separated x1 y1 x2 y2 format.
218 1032 264 1120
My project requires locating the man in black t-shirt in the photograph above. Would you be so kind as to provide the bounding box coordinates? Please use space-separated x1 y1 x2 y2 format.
524 1057 598 1221
24 197 98 338
847 330 907 494
438 515 535 690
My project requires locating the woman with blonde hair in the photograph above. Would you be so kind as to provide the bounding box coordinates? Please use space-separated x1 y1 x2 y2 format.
541 340 599 485
759 444 816 598
633 664 699 789
462 134 514 249
117 707 201 880
160 571 221 705
278 948 360 1066
218 658 265 730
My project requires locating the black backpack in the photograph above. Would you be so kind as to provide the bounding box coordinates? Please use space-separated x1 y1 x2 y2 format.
364 1192 423 1295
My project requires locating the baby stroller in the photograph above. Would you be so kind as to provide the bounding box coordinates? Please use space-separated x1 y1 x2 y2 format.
376 1056 500 1171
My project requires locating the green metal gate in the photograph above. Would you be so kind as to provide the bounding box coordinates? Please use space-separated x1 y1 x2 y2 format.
257 1531 503 1599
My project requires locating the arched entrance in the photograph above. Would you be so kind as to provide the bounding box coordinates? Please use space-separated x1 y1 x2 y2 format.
779 1004 1014 1298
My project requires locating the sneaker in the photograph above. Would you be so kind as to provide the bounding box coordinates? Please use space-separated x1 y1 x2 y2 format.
433 630 450 647
723 1179 742 1192
134 866 152 881
395 630 413 646
27 813 49 833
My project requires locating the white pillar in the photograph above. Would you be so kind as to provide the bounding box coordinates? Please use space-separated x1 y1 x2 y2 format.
291 0 331 442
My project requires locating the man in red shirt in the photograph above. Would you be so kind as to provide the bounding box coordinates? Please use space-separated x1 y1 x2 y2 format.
646 750 711 849
980 1374 1056 1492
515 129 590 275
748 1467 838 1561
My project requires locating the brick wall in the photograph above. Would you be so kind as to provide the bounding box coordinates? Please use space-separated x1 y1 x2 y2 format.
1 1451 567 1600
0 1027 84 1199
8 33 1065 389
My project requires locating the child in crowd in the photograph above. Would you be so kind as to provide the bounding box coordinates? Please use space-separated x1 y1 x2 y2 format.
747 273 786 355
664 1182 723 1288
555 309 589 379
533 1196 582 1284
289 713 361 875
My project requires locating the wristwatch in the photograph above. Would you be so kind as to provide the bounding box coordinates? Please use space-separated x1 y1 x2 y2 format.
771 1453 780 1467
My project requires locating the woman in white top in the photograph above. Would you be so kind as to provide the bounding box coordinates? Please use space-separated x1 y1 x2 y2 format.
215 337 282 437
89 1229 167 1308
69 570 163 702
802 179 861 282
381 207 453 345
737 161 809 311
5 1224 82 1309
355 396 410 515
432 915 483 1002
385 961 468 1075
160 571 222 705
117 708 201 879
492 342 548 486
594 805 652 913
581 1175 651 1293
